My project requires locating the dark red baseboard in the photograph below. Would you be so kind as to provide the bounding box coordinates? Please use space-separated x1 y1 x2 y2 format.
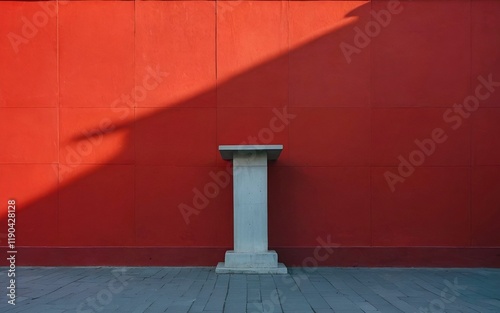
277 247 500 268
2 246 500 267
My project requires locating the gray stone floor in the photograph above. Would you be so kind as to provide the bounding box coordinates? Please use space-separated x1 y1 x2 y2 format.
0 267 499 313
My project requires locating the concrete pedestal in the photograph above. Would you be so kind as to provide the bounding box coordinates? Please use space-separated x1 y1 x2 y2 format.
216 145 287 274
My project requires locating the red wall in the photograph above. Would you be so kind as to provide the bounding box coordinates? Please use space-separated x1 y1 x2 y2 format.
1 0 500 267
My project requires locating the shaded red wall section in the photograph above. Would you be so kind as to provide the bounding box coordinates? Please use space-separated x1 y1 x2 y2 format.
1 0 499 266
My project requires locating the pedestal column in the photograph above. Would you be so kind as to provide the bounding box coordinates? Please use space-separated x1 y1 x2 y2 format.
216 145 287 274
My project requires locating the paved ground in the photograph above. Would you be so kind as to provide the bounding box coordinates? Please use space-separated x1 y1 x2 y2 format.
0 267 499 313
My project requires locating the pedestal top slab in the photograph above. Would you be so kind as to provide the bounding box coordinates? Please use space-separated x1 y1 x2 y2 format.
219 145 283 160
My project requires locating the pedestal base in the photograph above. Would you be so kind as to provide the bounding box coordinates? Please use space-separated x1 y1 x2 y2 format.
215 262 287 274
215 250 287 274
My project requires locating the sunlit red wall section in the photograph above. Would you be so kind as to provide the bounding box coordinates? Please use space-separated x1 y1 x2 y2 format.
1 0 499 267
